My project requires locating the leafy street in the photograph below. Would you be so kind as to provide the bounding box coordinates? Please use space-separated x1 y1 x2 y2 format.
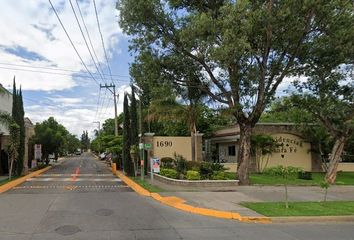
0 153 353 240
0 1 354 239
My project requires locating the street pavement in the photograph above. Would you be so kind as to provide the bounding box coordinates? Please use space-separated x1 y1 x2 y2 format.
0 153 353 240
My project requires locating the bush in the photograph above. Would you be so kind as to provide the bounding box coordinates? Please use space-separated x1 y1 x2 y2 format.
186 170 201 180
199 162 214 180
160 168 178 179
175 154 187 174
161 157 175 168
298 171 313 180
186 161 201 171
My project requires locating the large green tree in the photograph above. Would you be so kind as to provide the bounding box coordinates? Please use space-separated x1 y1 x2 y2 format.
292 2 354 183
33 117 68 162
117 0 348 184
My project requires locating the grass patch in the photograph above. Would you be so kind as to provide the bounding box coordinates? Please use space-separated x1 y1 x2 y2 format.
249 172 354 185
131 177 163 193
241 201 354 217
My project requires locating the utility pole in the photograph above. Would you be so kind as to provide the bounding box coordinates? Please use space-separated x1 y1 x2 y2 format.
93 121 101 154
100 84 119 136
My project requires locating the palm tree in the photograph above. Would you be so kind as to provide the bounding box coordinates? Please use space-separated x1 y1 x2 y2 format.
147 95 204 161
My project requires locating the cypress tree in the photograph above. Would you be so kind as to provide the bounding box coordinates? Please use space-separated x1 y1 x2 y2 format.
11 78 25 176
130 85 138 146
16 87 25 176
122 93 134 175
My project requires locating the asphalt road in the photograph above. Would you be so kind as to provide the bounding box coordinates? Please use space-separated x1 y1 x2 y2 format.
0 153 353 240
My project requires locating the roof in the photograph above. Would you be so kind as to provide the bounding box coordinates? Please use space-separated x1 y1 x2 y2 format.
0 83 12 95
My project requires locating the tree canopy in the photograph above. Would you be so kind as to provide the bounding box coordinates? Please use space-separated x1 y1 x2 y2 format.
117 0 352 184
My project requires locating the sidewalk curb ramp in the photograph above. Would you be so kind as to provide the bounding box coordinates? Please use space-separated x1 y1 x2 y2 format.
0 166 52 194
116 171 271 224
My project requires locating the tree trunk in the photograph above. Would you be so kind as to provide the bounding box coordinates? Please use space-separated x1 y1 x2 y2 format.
325 136 346 184
8 154 14 180
237 124 252 185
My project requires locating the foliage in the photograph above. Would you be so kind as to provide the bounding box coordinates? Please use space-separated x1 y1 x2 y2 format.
251 134 279 173
32 117 69 162
298 171 312 180
80 130 90 151
10 79 25 176
117 0 350 185
160 168 178 179
242 201 354 217
7 123 20 180
263 165 303 208
250 172 354 186
320 181 330 203
161 157 175 168
122 93 134 176
131 177 162 192
186 161 201 171
174 154 187 175
66 134 81 154
186 170 201 180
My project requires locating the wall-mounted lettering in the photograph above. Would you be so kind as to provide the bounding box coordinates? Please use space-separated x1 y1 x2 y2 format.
156 141 173 147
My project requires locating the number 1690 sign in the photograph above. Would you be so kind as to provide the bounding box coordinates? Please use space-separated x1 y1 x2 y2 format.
156 141 173 147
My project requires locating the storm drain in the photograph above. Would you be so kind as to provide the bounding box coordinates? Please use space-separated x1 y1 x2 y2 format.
55 225 81 236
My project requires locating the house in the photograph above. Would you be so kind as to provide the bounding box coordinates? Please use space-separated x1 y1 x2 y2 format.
208 123 323 172
0 83 35 175
0 83 12 175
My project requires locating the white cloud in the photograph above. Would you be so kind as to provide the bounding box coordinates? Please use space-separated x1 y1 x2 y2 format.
0 0 123 91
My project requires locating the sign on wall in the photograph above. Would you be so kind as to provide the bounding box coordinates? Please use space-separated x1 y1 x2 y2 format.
151 158 160 173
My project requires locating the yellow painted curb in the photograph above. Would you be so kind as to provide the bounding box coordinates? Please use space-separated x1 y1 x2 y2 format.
0 166 52 194
115 171 271 223
116 171 150 197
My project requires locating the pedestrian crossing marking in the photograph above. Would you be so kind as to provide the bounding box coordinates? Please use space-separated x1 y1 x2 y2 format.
13 185 129 190
40 174 113 177
26 178 122 182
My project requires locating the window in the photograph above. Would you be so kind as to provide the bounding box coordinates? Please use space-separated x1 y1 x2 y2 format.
228 145 236 156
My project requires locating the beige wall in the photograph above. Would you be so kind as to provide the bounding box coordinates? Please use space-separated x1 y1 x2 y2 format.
152 136 191 160
268 133 312 171
149 136 203 161
224 133 312 172
338 163 354 172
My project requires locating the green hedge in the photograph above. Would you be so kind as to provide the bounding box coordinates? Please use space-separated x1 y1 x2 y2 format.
160 168 178 179
186 170 201 180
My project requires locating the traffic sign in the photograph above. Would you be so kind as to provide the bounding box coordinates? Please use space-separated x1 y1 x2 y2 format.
144 143 152 149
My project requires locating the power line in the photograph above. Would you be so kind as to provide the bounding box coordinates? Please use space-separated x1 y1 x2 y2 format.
75 0 107 80
93 0 114 84
0 62 130 78
0 65 129 83
68 0 106 84
48 0 100 86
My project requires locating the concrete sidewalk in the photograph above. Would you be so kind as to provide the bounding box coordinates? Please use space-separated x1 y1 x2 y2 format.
148 177 354 217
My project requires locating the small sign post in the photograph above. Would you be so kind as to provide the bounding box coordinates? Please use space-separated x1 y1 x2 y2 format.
150 157 160 183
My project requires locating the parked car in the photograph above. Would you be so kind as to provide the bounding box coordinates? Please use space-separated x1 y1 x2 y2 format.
75 150 81 155
99 152 107 160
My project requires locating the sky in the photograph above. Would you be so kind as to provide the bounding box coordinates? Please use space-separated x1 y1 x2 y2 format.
0 0 133 137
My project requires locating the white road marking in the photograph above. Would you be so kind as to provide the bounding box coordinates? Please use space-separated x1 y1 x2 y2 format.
26 178 122 182
40 174 113 177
